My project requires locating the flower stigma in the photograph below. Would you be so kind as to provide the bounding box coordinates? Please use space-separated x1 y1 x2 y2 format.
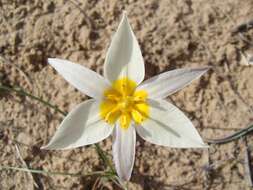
100 78 149 129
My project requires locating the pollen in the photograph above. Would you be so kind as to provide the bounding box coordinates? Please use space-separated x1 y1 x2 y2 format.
100 78 149 129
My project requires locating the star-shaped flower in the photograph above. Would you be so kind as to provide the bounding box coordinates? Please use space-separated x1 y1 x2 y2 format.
42 12 209 181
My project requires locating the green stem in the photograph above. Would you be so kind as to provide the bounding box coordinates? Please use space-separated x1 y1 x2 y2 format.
95 144 116 174
0 165 110 177
206 124 253 144
0 84 115 173
0 85 66 116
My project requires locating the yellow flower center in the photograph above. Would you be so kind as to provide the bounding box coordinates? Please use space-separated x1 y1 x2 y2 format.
100 78 149 129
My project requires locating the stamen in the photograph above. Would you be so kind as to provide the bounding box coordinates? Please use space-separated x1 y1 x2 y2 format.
133 96 145 102
100 78 149 129
134 103 149 118
131 109 144 124
120 113 131 129
105 106 120 123
133 90 148 102
106 94 120 101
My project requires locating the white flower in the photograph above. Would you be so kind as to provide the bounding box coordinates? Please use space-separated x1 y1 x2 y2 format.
42 12 209 181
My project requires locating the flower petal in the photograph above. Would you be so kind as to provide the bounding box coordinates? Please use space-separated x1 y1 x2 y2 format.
48 58 110 99
137 67 210 99
104 12 145 84
42 99 113 150
112 123 136 181
136 99 207 148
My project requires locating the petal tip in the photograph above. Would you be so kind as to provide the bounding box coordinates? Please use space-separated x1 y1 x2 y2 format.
193 66 211 73
202 66 212 71
197 66 212 75
197 144 209 148
202 143 210 148
40 145 48 150
40 142 60 150
121 176 131 182
120 11 130 27
190 138 209 148
47 58 58 66
122 10 128 17
40 142 57 150
194 141 209 148
40 144 63 150
47 58 55 62
117 172 131 181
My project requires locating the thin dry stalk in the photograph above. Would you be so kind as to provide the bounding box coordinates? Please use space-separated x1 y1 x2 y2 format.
14 144 39 188
69 0 93 29
244 138 253 187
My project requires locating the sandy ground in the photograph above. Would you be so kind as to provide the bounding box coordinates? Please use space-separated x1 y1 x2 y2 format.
1 0 253 189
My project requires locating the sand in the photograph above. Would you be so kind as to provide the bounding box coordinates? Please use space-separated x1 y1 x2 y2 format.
1 0 253 189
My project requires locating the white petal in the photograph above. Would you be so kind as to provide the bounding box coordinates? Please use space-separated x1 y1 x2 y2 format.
104 12 145 84
137 67 210 99
112 123 136 181
136 99 207 148
48 58 110 99
42 100 113 150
